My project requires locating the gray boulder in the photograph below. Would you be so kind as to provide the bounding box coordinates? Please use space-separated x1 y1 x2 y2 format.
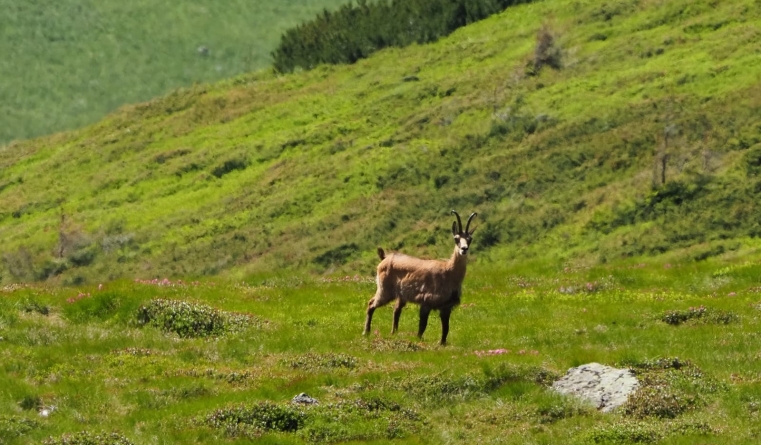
291 392 319 405
552 362 639 412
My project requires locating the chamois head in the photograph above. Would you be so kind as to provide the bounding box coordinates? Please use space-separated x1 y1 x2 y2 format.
451 210 477 255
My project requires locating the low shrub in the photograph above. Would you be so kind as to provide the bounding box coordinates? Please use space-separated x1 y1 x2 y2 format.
19 297 49 315
206 398 422 443
211 157 248 178
42 431 134 445
588 419 716 444
135 299 261 337
588 419 662 444
299 398 422 442
281 353 358 371
661 306 739 325
364 338 429 352
205 402 306 437
18 395 42 411
624 387 696 419
63 292 121 323
383 363 559 403
0 415 39 438
527 24 562 75
621 357 726 420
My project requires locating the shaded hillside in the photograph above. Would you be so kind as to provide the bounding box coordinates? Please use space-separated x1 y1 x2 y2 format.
0 0 350 144
2 0 761 284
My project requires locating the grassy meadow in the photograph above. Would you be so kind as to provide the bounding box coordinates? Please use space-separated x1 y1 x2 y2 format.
0 0 350 144
2 260 761 444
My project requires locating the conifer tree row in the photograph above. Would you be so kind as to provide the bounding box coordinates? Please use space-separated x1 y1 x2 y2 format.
272 0 533 73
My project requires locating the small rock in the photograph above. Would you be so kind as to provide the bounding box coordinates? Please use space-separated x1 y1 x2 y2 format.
552 363 638 412
39 405 56 417
291 393 319 405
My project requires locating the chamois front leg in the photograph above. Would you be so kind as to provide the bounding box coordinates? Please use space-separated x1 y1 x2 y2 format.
392 300 406 334
417 306 431 339
363 298 376 336
439 307 452 346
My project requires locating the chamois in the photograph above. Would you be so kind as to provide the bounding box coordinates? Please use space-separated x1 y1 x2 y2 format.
363 210 477 345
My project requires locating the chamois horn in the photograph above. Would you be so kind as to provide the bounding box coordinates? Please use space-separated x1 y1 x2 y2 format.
451 210 463 233
465 212 477 234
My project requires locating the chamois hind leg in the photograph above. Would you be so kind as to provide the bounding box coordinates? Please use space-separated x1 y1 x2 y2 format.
417 306 432 339
439 307 452 346
392 300 406 334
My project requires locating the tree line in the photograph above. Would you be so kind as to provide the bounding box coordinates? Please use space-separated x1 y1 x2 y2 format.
272 0 534 73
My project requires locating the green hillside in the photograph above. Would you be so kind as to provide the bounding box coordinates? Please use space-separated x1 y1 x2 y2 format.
2 0 761 285
0 0 349 144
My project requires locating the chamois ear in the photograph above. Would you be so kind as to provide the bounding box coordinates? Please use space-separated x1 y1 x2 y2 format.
452 221 458 236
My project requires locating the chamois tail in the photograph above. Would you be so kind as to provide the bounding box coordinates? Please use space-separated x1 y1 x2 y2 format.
377 247 385 260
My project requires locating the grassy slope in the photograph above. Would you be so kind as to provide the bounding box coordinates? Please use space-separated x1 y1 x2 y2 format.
0 0 350 143
2 0 761 285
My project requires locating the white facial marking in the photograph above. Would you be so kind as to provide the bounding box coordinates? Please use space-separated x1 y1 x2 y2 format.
457 236 470 254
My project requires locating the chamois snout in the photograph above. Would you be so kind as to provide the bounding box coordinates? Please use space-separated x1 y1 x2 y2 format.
455 235 471 255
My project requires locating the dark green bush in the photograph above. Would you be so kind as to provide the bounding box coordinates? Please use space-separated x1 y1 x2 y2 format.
211 157 248 178
282 352 358 370
588 418 715 444
588 419 663 444
206 402 306 435
661 306 739 325
313 243 359 268
383 363 558 403
42 431 134 445
64 292 121 323
34 259 69 280
205 398 422 442
536 401 589 424
18 395 42 411
0 415 39 439
298 398 422 442
621 356 726 420
625 387 695 419
272 0 535 73
68 245 97 267
19 297 49 316
135 298 260 337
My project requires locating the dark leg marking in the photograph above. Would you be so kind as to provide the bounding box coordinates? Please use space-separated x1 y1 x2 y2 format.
364 299 376 335
418 306 431 339
392 300 406 334
439 307 452 346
